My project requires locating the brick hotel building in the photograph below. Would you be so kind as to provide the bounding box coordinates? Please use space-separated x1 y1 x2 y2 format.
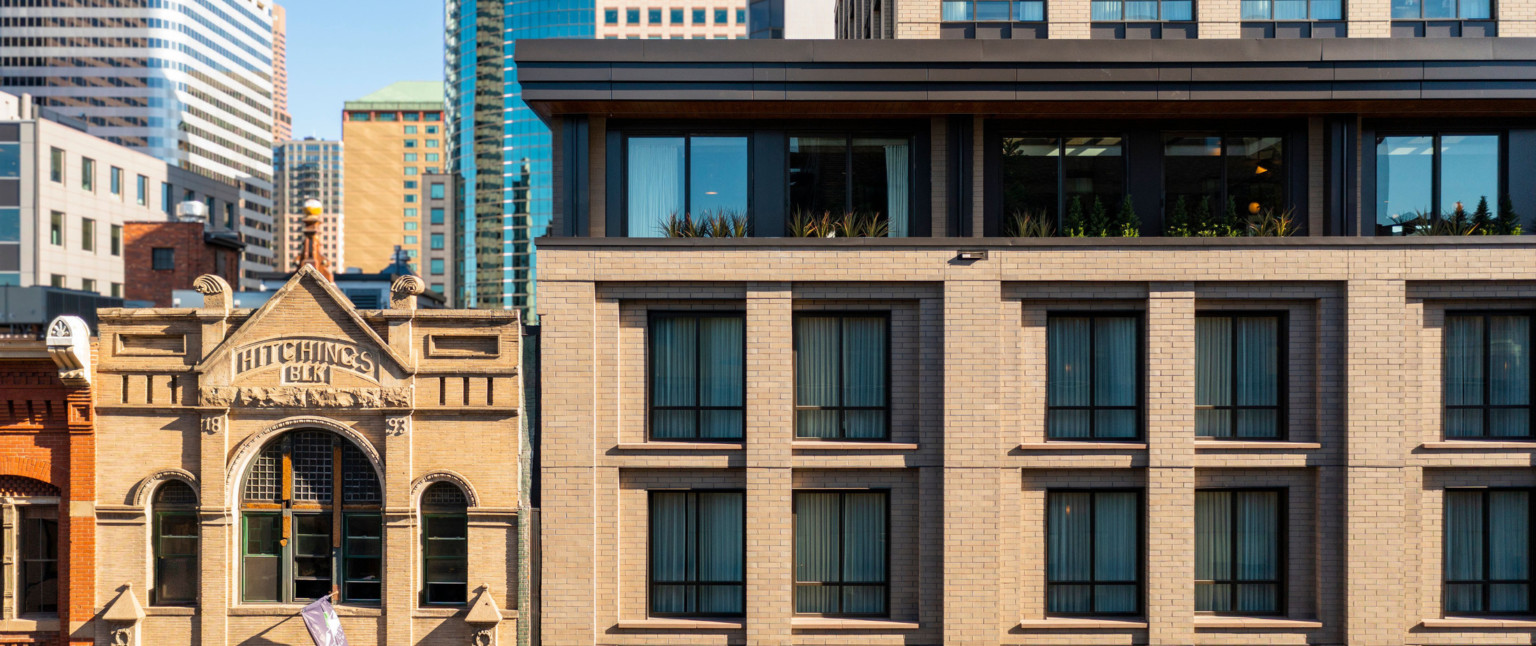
527 28 1536 646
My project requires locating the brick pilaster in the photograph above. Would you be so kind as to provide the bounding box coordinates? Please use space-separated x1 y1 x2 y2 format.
1145 284 1195 645
746 284 793 645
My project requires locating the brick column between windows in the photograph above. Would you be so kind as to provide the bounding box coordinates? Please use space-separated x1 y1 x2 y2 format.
1344 277 1416 645
1145 283 1195 645
941 278 1007 645
384 413 414 643
746 284 793 645
64 384 94 646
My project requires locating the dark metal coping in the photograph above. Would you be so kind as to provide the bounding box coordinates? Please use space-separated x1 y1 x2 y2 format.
536 235 1536 249
514 38 1536 116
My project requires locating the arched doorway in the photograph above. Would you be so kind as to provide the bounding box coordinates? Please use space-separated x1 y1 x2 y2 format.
238 430 382 604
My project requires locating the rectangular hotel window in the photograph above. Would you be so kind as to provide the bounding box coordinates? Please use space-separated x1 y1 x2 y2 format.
605 8 618 23
1242 0 1342 18
19 506 58 614
649 8 662 22
80 157 94 192
1196 489 1283 615
1445 313 1533 439
942 0 1046 19
136 175 148 206
1092 0 1193 19
430 258 445 275
161 183 172 214
430 208 445 224
693 8 706 22
1197 314 1284 439
49 212 63 246
80 218 95 252
1165 135 1286 228
671 8 684 22
81 278 96 294
430 233 445 250
49 148 62 183
1394 0 1489 18
649 312 746 440
625 135 748 237
795 314 890 440
152 247 175 270
649 491 745 617
789 135 914 237
1047 314 1141 440
1445 489 1533 614
1376 134 1501 236
110 224 122 256
349 112 370 121
110 166 122 196
1001 136 1124 231
627 8 641 23
794 491 888 616
715 8 728 22
430 184 446 199
1047 490 1141 615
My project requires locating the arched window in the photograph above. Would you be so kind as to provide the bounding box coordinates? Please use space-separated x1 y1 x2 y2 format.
420 481 468 605
151 481 198 605
240 431 382 604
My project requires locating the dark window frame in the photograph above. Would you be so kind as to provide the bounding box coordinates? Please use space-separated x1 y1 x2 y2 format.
1238 0 1346 20
1442 310 1536 440
1371 130 1506 236
1046 311 1147 441
19 505 58 615
1195 487 1288 617
420 483 470 607
997 132 1129 233
1163 131 1292 222
646 311 748 442
1442 487 1536 616
1195 311 1290 441
619 130 754 237
792 311 893 441
940 0 1048 21
151 247 175 270
1391 0 1494 20
792 489 891 618
151 482 199 606
647 489 747 618
786 133 919 227
1044 488 1145 618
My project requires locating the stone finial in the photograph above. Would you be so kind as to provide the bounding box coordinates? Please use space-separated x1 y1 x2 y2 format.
390 275 425 310
193 274 232 313
102 583 145 646
465 584 502 646
45 316 91 386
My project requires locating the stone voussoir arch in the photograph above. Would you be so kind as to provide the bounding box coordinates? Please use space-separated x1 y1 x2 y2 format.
130 468 199 507
224 416 385 508
410 470 481 508
0 457 57 489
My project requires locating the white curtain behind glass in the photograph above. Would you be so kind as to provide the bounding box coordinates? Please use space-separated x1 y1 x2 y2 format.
627 138 684 237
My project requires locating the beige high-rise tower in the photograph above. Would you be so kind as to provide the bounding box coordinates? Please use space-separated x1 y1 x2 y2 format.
272 4 292 143
341 82 445 273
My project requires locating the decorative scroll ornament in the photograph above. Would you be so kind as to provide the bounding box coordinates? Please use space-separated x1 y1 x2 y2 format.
45 316 91 386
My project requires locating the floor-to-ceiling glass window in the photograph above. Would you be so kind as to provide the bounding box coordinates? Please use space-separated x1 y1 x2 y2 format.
1375 132 1501 235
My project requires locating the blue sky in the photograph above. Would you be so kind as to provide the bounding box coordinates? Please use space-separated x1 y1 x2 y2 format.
281 0 445 141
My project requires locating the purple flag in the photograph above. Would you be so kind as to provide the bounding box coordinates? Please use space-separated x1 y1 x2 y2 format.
300 596 348 646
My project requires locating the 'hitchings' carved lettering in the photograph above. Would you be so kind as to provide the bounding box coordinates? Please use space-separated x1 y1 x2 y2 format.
232 338 379 384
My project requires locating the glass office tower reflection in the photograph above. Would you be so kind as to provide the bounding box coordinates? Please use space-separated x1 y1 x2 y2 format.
447 0 592 313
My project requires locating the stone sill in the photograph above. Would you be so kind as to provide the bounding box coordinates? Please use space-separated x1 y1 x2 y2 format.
792 442 920 451
1193 616 1323 629
144 606 196 616
411 607 519 619
1017 442 1148 451
1195 441 1322 451
1421 441 1536 450
1017 617 1148 629
1421 617 1536 628
616 618 744 630
791 617 920 630
229 605 382 617
614 442 744 451
0 617 59 632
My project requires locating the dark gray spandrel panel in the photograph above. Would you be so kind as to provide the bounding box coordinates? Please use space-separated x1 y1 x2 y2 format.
1012 23 1048 38
1188 81 1333 100
1330 80 1422 100
784 63 928 83
1161 23 1198 39
0 180 16 207
1424 61 1536 81
1321 35 1493 60
1091 23 1125 39
1463 21 1496 37
1274 22 1310 39
1125 23 1159 39
610 83 756 101
1190 63 1334 82
0 245 17 272
926 83 1016 101
1019 65 1162 83
0 124 18 142
941 66 1019 83
781 83 929 101
1333 61 1423 81
1425 21 1460 38
1242 22 1275 38
611 63 757 82
941 23 975 39
1422 80 1536 99
1015 82 1161 100
974 23 1009 39
516 63 613 83
1312 22 1347 37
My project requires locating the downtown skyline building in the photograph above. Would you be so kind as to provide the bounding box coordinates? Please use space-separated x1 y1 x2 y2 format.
274 136 342 271
0 0 278 288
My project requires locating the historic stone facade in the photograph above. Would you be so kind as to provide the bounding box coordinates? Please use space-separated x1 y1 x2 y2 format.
92 267 527 645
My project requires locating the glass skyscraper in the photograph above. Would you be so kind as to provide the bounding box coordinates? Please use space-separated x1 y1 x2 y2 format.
447 0 592 314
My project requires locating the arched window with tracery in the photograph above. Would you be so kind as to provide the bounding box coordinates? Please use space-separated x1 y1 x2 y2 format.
240 431 382 604
420 481 468 605
151 481 198 605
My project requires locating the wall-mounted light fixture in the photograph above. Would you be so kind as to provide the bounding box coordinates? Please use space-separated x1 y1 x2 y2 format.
956 250 988 261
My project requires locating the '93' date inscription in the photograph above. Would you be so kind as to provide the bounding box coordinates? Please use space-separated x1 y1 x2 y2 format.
234 338 379 385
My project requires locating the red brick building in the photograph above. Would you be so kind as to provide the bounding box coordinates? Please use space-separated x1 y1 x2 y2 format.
0 318 95 646
122 220 243 307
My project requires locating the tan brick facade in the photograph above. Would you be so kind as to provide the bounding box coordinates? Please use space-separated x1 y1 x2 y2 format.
538 240 1536 646
92 268 527 645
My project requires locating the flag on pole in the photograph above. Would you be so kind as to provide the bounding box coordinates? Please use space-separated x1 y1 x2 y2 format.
300 595 349 646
